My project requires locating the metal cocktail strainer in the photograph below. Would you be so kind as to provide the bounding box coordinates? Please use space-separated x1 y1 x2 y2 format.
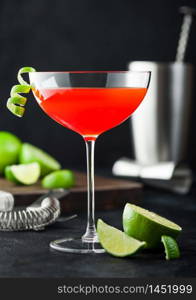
0 190 66 231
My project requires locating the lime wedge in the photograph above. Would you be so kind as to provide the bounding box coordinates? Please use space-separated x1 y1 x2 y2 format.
0 131 22 173
19 143 61 176
161 235 180 260
97 219 146 257
42 170 75 189
4 166 17 183
5 162 40 185
123 204 182 248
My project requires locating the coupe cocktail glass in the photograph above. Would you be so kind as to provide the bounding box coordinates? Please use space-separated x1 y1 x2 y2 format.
29 71 151 254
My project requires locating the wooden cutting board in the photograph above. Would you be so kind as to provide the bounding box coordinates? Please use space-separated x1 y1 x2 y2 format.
0 172 142 212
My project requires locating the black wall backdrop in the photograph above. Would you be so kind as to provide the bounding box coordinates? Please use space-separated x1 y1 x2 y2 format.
0 0 196 170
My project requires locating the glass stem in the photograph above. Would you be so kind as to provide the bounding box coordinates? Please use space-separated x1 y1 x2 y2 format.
82 139 98 243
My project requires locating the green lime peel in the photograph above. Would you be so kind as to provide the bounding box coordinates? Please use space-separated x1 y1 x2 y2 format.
7 67 36 117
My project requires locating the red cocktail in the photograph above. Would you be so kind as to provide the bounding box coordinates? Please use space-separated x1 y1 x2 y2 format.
33 87 147 140
29 71 151 254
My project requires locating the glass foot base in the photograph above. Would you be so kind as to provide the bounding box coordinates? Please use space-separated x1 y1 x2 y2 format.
50 237 105 254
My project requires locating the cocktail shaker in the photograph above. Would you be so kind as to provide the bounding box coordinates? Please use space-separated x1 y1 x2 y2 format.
129 61 194 165
112 61 194 194
113 7 195 194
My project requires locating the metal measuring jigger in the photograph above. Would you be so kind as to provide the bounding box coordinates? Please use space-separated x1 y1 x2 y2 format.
112 159 193 194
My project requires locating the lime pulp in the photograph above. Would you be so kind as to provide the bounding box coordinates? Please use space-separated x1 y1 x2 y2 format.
97 219 146 257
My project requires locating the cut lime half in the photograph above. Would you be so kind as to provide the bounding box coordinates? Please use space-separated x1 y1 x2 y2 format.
5 162 40 185
161 235 180 260
123 204 182 248
97 219 146 257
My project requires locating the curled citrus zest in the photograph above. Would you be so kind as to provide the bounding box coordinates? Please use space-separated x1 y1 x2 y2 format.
17 66 36 86
7 67 36 117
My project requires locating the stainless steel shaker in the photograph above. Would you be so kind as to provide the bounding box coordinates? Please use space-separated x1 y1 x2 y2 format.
113 6 195 194
129 61 194 165
112 61 194 194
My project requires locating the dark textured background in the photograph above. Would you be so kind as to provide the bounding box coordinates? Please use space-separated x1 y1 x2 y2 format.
0 0 196 169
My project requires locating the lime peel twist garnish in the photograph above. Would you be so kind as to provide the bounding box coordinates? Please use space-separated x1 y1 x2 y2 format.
7 67 36 117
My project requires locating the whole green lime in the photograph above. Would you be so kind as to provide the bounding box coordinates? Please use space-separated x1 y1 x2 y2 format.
0 131 22 173
42 170 75 189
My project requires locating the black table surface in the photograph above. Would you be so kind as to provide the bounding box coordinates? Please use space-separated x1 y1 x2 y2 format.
0 188 195 278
